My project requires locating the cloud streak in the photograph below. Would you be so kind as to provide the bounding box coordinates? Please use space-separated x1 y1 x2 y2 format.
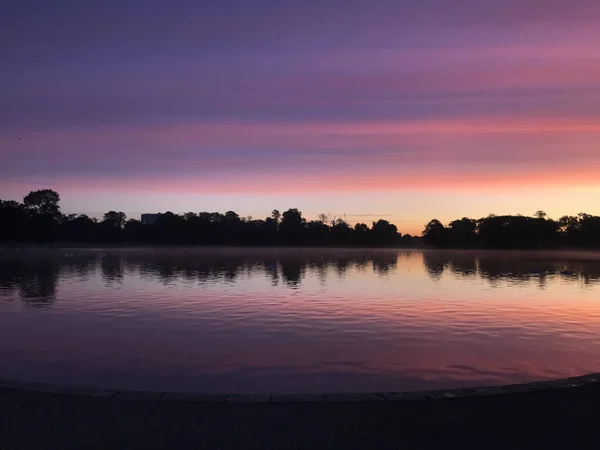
2 0 600 226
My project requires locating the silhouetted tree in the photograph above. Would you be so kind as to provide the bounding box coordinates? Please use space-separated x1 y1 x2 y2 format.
22 189 62 242
448 217 478 248
577 213 600 248
373 220 398 244
306 220 329 245
420 212 579 249
477 214 559 249
279 208 307 244
353 223 369 246
318 213 329 224
103 211 127 229
262 217 279 244
60 214 97 242
124 219 147 242
0 200 28 243
423 219 449 248
23 189 61 218
271 209 281 225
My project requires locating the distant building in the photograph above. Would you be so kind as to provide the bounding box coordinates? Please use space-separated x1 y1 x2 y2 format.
141 213 161 225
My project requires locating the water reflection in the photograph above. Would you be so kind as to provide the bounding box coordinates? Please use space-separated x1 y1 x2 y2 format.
1 248 600 393
280 259 305 288
124 250 407 288
422 252 447 280
372 253 398 276
0 258 60 307
2 250 600 306
101 254 124 285
422 251 600 285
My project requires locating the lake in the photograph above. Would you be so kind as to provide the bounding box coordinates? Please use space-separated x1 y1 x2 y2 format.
1 248 599 394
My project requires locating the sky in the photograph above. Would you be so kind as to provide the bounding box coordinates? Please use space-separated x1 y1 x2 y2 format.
1 0 600 235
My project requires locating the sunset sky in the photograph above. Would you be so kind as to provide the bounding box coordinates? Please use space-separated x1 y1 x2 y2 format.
2 0 600 235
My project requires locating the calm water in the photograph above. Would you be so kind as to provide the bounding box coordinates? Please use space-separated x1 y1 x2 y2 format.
1 248 600 394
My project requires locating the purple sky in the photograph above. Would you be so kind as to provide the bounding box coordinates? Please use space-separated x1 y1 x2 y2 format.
2 0 600 234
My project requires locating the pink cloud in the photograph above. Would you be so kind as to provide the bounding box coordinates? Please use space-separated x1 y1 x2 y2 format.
3 116 600 195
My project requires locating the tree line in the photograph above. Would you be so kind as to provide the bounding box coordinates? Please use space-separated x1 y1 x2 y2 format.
0 190 415 247
423 211 600 249
3 190 599 249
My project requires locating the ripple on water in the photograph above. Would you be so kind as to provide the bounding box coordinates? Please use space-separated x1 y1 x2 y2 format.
0 248 600 393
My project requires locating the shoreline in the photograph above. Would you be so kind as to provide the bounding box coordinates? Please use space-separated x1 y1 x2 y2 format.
2 372 599 403
2 244 600 254
4 373 600 449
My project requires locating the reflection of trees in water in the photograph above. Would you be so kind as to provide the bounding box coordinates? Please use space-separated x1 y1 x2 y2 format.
19 261 58 305
449 257 477 277
304 256 365 280
279 259 306 288
422 252 478 280
58 255 96 281
397 250 417 262
164 251 600 287
136 257 246 285
421 251 600 286
0 257 60 307
0 260 20 297
101 254 124 285
372 254 398 276
354 257 370 272
562 261 600 285
112 250 404 288
477 258 548 286
3 250 600 304
289 253 399 283
422 252 447 280
306 260 328 286
260 259 280 287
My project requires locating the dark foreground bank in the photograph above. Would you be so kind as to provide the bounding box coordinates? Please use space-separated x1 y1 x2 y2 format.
2 381 600 449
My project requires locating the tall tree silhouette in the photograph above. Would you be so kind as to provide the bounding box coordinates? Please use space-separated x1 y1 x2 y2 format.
22 189 62 242
371 220 399 246
423 219 448 248
271 209 281 225
103 211 127 229
448 217 478 248
23 189 61 218
279 209 307 244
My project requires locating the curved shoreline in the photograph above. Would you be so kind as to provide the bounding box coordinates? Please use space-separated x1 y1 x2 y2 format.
2 372 599 403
